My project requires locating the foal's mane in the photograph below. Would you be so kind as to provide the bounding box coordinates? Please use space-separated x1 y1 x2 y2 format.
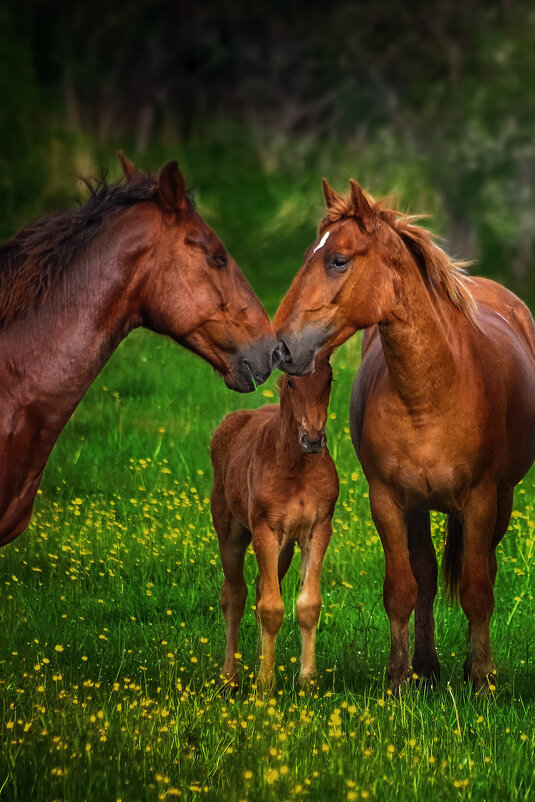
0 173 192 330
320 191 477 325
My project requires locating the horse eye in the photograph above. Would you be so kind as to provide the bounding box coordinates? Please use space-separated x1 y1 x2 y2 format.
211 253 228 268
330 255 349 272
287 380 294 389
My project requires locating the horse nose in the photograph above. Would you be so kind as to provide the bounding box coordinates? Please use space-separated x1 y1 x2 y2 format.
300 431 327 454
278 338 292 366
270 343 281 370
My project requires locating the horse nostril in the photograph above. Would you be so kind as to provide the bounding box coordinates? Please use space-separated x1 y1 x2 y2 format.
278 338 292 364
270 344 281 369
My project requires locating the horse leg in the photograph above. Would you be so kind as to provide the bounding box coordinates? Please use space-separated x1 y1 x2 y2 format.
278 540 295 589
460 486 497 692
212 486 250 687
253 523 284 691
489 490 513 587
408 512 440 682
297 518 332 686
370 482 417 691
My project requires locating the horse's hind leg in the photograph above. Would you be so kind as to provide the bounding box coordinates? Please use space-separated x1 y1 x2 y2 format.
370 482 417 691
408 512 440 682
489 490 513 587
297 518 332 685
460 486 498 692
212 487 250 687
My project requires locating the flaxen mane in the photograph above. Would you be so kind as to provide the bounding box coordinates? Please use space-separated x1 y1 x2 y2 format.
0 175 194 330
321 190 478 325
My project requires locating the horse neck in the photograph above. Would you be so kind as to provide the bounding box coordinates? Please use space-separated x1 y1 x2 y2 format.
2 209 147 417
273 392 306 469
377 253 462 414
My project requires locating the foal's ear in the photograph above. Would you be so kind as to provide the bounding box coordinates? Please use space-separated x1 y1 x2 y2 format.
117 151 144 183
322 179 343 209
158 161 189 216
349 179 376 233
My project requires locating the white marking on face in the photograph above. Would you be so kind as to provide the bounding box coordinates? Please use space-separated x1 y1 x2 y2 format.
313 231 330 254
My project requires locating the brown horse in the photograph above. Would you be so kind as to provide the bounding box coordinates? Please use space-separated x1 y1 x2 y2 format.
0 154 279 548
210 357 338 689
274 179 535 692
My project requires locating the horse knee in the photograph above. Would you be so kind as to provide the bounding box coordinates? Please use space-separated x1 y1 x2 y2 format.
383 574 417 623
258 596 284 635
221 580 247 616
296 593 321 630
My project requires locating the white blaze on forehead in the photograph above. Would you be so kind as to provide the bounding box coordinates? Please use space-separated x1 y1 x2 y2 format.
313 230 330 254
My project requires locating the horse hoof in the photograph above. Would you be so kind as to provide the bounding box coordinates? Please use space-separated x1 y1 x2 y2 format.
463 659 497 694
298 673 318 692
412 654 441 686
220 672 240 694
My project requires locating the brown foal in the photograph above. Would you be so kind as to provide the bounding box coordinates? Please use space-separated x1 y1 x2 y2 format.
275 179 535 692
210 358 339 689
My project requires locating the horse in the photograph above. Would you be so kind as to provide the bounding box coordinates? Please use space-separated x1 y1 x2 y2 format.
0 153 279 548
210 357 338 690
274 178 535 692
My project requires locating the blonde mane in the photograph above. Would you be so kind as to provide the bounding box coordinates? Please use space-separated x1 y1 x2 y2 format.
320 190 478 326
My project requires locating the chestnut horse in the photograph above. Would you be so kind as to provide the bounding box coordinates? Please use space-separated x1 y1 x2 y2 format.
0 154 279 547
210 358 338 689
275 179 535 692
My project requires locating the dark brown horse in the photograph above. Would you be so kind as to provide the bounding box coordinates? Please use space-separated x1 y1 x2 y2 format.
275 179 535 692
211 357 338 690
0 154 279 547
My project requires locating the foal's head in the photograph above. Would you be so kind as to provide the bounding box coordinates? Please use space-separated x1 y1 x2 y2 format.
274 179 474 375
280 357 333 453
122 156 279 391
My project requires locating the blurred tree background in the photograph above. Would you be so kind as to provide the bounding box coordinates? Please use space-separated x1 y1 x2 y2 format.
2 0 535 309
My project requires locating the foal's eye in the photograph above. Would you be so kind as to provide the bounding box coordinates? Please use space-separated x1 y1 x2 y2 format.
330 255 349 272
211 253 228 268
287 380 294 390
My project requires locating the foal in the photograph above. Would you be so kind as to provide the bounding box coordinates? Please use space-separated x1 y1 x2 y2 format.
210 358 339 689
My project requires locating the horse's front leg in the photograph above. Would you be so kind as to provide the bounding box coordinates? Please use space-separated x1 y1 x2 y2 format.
408 512 440 682
370 482 417 691
461 486 497 692
296 517 332 686
253 522 284 691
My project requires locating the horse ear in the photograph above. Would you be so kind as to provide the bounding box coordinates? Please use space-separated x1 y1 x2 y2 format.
158 161 189 215
349 179 376 232
117 151 144 183
322 179 342 209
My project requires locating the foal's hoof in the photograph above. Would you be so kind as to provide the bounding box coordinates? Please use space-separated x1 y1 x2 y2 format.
298 672 318 692
387 661 412 693
463 661 497 696
255 672 275 695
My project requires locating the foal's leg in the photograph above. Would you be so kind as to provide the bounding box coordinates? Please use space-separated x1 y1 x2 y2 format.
212 488 250 686
408 513 440 682
253 523 284 691
297 518 332 685
370 482 417 691
460 486 498 692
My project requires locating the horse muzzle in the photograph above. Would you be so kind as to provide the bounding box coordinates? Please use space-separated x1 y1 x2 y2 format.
299 430 327 454
225 337 281 392
277 325 329 375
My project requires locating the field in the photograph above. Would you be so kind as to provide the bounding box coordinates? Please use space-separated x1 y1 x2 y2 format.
1 143 535 800
1 320 535 801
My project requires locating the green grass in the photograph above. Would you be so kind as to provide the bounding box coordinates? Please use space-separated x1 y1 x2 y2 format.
1 329 535 802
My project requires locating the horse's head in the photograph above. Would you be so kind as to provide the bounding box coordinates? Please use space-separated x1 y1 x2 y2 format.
125 156 279 392
274 179 398 375
280 356 333 453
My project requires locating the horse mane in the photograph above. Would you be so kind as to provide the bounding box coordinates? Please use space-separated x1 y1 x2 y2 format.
320 191 478 325
0 173 194 330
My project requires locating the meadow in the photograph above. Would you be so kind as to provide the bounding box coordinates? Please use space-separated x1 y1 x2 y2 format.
1 145 535 801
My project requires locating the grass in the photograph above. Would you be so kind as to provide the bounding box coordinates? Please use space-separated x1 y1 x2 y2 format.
1 327 535 802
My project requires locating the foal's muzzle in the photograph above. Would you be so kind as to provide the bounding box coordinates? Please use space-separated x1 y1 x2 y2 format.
300 431 327 454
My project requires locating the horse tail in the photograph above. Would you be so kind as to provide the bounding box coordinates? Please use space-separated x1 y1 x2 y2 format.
443 515 464 602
